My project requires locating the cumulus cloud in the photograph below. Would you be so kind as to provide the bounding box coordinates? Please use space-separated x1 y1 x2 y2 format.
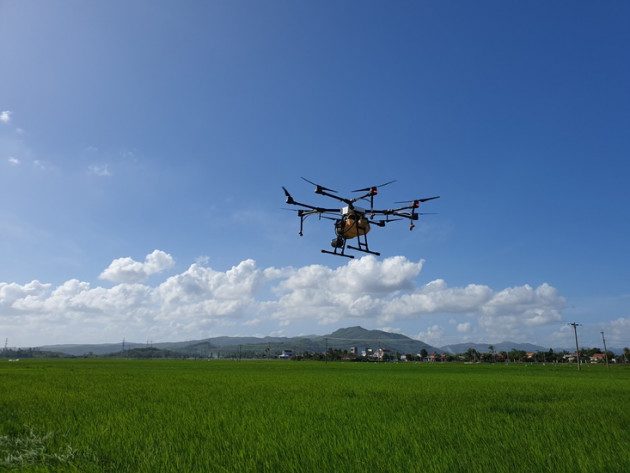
0 110 11 123
416 324 446 345
383 280 494 318
1 252 568 345
477 283 565 340
154 259 273 319
99 250 175 283
8 157 19 165
0 280 51 314
268 256 564 339
271 256 423 324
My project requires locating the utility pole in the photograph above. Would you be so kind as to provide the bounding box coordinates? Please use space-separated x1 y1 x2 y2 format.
601 331 610 371
568 323 582 371
325 337 328 364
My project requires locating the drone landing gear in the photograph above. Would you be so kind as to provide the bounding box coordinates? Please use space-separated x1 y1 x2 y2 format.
322 237 354 258
320 234 381 258
321 249 354 258
347 245 380 256
347 232 380 256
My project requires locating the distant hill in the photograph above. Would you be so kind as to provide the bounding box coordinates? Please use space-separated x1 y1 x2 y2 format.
440 341 547 354
37 326 440 357
1 347 70 359
312 326 438 354
104 347 180 359
36 342 145 357
40 328 619 358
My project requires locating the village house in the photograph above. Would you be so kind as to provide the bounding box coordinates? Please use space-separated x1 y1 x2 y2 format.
590 353 605 363
279 350 293 359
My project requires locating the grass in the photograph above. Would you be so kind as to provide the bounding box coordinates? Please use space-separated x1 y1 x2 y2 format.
1 360 628 472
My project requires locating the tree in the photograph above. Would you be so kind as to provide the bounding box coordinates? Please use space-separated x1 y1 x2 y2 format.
623 347 630 363
404 353 417 362
466 348 478 362
508 349 526 362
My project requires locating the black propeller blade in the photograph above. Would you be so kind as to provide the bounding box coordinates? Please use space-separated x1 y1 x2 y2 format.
301 177 337 193
394 196 440 204
352 180 396 194
282 186 295 204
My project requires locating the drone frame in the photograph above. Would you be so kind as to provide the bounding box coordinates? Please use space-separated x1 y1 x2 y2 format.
283 177 439 258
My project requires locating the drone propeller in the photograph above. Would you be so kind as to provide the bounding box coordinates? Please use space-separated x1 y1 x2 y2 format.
394 196 440 205
351 180 397 210
351 179 396 194
301 177 337 193
282 186 295 205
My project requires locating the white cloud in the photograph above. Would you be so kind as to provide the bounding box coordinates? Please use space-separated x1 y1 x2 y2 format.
476 283 565 340
383 280 494 317
271 255 423 324
416 324 445 345
606 317 630 347
88 164 111 176
0 110 12 123
99 250 175 283
457 322 472 333
0 280 51 314
33 160 48 170
7 157 19 165
0 253 569 346
154 259 269 318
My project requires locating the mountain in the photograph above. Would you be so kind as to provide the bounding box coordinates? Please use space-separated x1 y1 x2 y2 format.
43 329 618 358
36 342 145 357
37 326 440 357
313 326 438 354
35 333 629 358
440 341 547 354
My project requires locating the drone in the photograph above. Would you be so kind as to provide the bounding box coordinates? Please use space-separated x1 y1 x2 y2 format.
282 177 439 258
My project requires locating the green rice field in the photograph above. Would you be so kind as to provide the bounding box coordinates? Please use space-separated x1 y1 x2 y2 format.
1 359 628 472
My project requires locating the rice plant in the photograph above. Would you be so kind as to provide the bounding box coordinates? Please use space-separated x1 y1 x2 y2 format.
0 360 628 472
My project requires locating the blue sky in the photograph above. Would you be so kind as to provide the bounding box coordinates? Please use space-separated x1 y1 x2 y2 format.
1 1 629 349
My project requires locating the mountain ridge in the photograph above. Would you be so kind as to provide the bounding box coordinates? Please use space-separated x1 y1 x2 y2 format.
440 341 548 354
32 327 622 357
36 326 438 356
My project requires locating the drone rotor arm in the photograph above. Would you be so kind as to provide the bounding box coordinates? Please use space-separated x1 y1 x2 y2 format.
282 190 338 213
349 190 375 205
369 208 401 216
321 191 354 206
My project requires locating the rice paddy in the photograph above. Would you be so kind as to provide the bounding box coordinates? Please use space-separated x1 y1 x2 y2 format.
1 360 628 472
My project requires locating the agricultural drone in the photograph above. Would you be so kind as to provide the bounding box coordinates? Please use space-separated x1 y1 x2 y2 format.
282 177 439 258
